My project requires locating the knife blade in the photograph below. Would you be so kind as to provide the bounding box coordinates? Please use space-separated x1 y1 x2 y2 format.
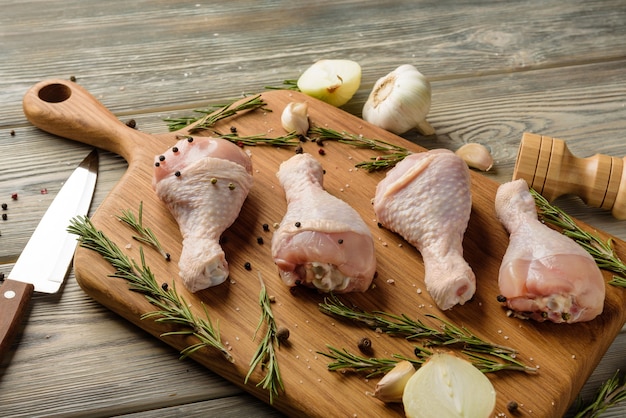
0 149 98 360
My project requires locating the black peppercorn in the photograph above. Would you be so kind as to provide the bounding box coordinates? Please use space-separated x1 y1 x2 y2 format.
187 136 194 143
161 282 169 291
257 237 264 245
262 223 270 232
2 213 7 221
159 155 165 161
1 203 7 210
244 262 252 270
295 221 301 228
174 171 181 177
506 400 518 412
154 162 160 167
172 146 179 153
357 337 372 354
276 327 290 343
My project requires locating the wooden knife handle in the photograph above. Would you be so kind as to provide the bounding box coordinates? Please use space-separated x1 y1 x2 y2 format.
0 279 34 361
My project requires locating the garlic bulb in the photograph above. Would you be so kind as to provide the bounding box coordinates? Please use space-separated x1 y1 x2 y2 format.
455 143 494 171
373 360 416 403
362 64 434 136
281 102 309 136
297 59 361 107
402 352 496 418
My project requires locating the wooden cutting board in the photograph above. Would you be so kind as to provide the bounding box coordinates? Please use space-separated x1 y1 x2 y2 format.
23 79 626 417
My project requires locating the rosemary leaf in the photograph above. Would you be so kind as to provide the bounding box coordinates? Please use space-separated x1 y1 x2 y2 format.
530 189 626 285
67 215 233 363
117 202 170 261
215 131 302 148
264 79 300 91
245 274 284 404
572 370 626 418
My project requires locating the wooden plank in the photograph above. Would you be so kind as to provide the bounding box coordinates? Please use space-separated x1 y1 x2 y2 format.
18 78 626 417
2 0 625 124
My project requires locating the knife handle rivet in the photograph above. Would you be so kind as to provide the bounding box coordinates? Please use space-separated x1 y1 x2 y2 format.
3 290 16 299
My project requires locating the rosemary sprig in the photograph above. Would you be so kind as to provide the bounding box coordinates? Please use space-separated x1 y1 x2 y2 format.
245 274 284 404
117 201 170 261
530 188 626 286
164 95 268 132
320 343 534 378
319 295 515 354
215 131 302 148
310 126 412 171
67 215 233 363
264 79 300 91
572 370 626 418
319 345 414 378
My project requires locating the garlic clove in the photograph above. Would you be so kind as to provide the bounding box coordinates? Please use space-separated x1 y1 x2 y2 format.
297 59 361 107
455 143 494 171
373 360 416 403
281 102 310 136
362 64 434 136
402 352 496 418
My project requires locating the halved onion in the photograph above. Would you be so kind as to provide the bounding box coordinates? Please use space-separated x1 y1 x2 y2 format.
297 59 361 107
402 352 496 418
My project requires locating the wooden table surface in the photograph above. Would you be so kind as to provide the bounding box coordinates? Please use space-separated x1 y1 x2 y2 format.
1 1 625 416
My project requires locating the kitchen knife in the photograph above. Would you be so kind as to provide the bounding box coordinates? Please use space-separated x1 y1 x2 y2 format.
0 149 98 360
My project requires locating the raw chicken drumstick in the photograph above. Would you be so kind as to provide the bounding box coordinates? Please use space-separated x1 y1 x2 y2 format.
153 135 253 292
495 179 605 323
271 153 376 293
373 149 475 310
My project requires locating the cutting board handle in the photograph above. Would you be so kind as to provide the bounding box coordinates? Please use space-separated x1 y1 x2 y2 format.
22 79 150 162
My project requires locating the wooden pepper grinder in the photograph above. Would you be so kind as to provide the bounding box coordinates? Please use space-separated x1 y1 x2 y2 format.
513 132 626 220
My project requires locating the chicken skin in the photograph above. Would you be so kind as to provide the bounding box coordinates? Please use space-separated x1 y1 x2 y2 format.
373 149 475 310
495 179 605 323
153 135 253 292
271 153 376 293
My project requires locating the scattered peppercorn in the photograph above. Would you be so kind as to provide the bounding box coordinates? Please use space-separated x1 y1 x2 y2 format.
295 221 301 228
318 148 326 156
295 145 303 154
161 282 169 291
338 239 344 244
172 146 179 153
377 222 383 228
228 183 236 190
276 326 290 343
506 400 518 412
2 213 7 221
316 138 324 146
125 119 137 129
159 155 165 161
230 126 237 133
154 162 160 167
244 262 252 271
257 237 264 245
496 294 507 303
0 272 5 281
1 203 7 210
211 177 218 184
174 171 181 177
41 188 48 194
187 136 194 143
10 130 16 136
69 75 77 82
357 337 372 354
262 223 270 232
11 193 17 200
165 253 171 261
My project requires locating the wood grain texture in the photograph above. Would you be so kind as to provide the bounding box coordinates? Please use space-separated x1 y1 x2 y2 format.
2 0 626 417
20 80 626 417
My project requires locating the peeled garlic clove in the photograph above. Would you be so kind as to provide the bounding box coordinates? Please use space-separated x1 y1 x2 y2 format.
362 64 434 136
297 59 361 107
455 143 494 171
281 102 309 136
373 360 416 403
402 352 496 418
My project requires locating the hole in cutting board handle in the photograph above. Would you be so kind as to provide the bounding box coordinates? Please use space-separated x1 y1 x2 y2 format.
38 83 71 103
